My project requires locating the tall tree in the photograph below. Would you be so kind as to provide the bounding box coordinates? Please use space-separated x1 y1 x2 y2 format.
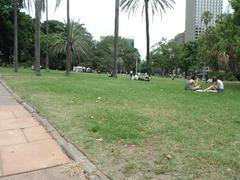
34 0 45 76
113 0 120 78
231 0 240 25
66 0 70 75
201 11 213 30
120 0 175 75
23 0 45 76
50 20 92 67
45 0 49 71
55 0 71 75
14 0 18 72
92 36 140 73
13 0 28 72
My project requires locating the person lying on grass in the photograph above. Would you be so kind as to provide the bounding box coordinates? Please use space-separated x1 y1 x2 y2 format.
203 76 224 93
132 74 150 82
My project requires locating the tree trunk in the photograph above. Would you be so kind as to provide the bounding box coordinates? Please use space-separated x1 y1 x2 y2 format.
66 0 71 76
46 0 49 72
145 0 151 76
14 0 18 72
113 0 120 78
35 0 41 76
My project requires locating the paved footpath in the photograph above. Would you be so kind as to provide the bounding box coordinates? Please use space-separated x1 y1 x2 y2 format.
0 83 79 179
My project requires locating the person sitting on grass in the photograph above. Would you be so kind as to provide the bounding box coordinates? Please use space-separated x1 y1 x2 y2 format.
193 77 202 91
185 76 202 91
204 76 224 93
185 76 195 90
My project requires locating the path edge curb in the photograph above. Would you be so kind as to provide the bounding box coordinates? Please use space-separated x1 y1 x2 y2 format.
0 79 111 180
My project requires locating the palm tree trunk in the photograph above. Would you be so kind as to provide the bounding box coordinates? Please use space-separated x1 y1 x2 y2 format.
113 0 120 78
14 0 18 72
35 0 41 76
46 0 49 72
145 0 151 76
66 0 71 76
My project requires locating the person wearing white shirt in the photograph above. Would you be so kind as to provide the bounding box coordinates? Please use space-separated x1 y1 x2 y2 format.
204 76 224 93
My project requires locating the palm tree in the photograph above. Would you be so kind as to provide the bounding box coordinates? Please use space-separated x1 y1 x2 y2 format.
201 11 213 30
13 0 30 73
113 0 120 78
50 20 92 65
34 0 45 76
56 0 71 75
120 0 175 75
45 0 49 72
13 0 18 72
16 0 47 76
66 0 70 75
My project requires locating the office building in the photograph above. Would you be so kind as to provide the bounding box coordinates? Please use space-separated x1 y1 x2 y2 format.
126 38 134 48
174 33 184 44
185 0 223 42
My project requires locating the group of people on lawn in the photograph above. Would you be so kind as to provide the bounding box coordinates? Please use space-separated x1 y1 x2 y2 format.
130 71 151 81
128 71 224 93
185 76 224 93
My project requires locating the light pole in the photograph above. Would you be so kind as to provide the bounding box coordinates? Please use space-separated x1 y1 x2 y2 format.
203 62 206 81
135 57 138 74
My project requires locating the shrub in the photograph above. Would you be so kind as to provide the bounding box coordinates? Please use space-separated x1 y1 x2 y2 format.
208 71 238 81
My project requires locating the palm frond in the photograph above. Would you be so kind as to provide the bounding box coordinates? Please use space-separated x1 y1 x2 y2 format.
23 0 31 10
55 0 62 11
120 0 175 18
49 33 67 56
49 20 92 60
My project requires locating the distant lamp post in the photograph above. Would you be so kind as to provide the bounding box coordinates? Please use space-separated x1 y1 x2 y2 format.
118 57 123 74
135 57 138 74
203 63 206 81
135 52 138 74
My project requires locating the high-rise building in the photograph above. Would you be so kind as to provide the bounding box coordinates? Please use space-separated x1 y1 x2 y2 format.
174 33 184 45
185 0 223 42
126 38 134 48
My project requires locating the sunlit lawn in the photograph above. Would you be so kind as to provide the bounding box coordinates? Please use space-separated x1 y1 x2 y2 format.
1 67 239 179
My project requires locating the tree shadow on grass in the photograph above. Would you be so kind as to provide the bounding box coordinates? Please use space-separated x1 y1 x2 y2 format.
233 120 240 125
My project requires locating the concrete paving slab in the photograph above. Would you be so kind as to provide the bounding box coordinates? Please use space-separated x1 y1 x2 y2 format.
0 166 82 180
0 84 18 105
0 90 12 97
1 139 70 176
0 81 109 179
0 117 39 131
23 126 52 142
0 112 15 120
0 84 10 92
0 97 17 106
0 156 2 176
0 105 25 112
0 89 13 95
0 129 27 147
12 109 32 119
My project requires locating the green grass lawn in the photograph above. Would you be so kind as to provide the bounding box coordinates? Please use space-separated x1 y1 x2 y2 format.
1 67 240 179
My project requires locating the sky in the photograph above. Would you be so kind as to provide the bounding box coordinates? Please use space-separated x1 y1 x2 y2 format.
27 0 230 58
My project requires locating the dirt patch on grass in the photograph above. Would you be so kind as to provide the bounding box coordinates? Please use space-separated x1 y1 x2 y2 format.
77 136 180 179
